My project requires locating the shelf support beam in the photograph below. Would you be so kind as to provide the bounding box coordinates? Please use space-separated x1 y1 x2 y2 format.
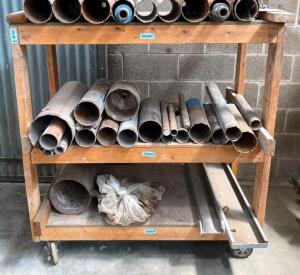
45 45 59 98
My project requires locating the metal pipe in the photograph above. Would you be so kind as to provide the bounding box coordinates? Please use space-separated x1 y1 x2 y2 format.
97 118 119 146
161 102 171 136
161 134 174 144
105 81 140 121
136 0 158 23
204 104 229 145
158 0 182 23
175 115 190 144
178 93 190 129
81 0 111 24
29 81 88 154
206 82 242 141
54 135 69 155
49 165 97 215
117 114 138 147
186 98 211 144
75 124 98 148
74 80 110 127
24 0 53 23
138 98 163 143
112 0 135 23
52 0 82 23
228 104 258 153
226 88 262 131
231 0 259 21
168 104 178 136
209 0 231 22
182 0 209 22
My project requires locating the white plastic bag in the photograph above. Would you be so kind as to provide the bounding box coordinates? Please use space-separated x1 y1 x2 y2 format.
97 175 165 226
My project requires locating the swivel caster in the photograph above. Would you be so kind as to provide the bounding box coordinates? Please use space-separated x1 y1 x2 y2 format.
231 248 253 258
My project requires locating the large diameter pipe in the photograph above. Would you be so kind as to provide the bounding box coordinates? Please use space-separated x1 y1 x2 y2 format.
81 0 111 24
52 0 82 23
158 0 182 23
228 104 258 153
209 0 231 22
75 124 98 148
136 0 158 23
49 165 97 215
117 114 138 147
112 0 135 23
204 104 229 145
178 93 190 129
186 99 211 144
168 104 178 136
74 80 110 127
206 82 242 141
182 0 209 22
28 81 88 153
105 81 140 122
226 88 262 131
175 115 190 144
231 0 259 21
138 98 163 143
161 102 171 136
97 118 119 146
24 0 53 23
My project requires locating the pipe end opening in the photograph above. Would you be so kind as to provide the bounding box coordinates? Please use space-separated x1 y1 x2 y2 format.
139 121 162 143
225 127 242 141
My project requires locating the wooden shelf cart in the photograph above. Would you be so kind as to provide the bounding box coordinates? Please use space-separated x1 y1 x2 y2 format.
9 20 285 263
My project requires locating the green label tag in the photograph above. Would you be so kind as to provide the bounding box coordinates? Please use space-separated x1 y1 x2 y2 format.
10 28 18 44
144 228 157 235
142 151 156 158
139 33 155 40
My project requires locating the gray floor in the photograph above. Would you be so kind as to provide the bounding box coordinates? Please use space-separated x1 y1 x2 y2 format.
0 183 299 275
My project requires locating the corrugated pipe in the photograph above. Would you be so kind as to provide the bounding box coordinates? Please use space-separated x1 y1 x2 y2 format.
182 0 209 22
97 118 119 146
117 114 138 147
112 0 135 23
231 0 259 21
75 124 99 148
24 0 53 23
136 0 158 23
175 115 190 143
52 0 82 23
81 0 111 24
158 0 182 23
209 0 231 22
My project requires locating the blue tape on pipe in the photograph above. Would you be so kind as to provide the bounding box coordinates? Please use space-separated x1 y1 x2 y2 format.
186 98 203 109
114 4 133 24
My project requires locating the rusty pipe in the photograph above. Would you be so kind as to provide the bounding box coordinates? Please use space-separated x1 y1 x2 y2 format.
138 98 163 143
209 0 231 21
81 0 111 24
52 0 82 23
178 93 190 129
231 0 259 21
158 0 182 23
175 115 190 144
74 80 110 127
24 0 53 23
206 82 242 141
136 0 158 23
105 81 140 121
161 102 171 136
182 0 209 22
112 0 135 23
75 124 98 148
97 118 119 146
117 114 138 147
168 104 178 136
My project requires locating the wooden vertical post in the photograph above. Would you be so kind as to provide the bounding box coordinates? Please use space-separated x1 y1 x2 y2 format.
45 45 59 98
253 26 285 225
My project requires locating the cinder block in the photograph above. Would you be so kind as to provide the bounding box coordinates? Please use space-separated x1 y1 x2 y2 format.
274 109 286 133
275 134 298 157
149 44 205 54
261 0 298 14
123 54 178 80
291 56 300 81
108 54 123 80
205 44 263 54
284 26 300 54
108 45 148 54
237 164 256 181
179 55 235 81
285 110 300 133
277 159 300 179
135 82 149 99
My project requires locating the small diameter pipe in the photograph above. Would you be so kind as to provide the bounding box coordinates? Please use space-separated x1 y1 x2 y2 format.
52 0 82 23
204 104 229 145
117 114 138 147
175 115 190 144
112 0 135 23
136 0 158 23
161 102 171 136
232 0 259 21
226 88 262 131
228 104 258 153
209 0 231 22
186 98 211 144
97 118 119 146
178 93 190 129
158 0 182 23
54 135 69 155
74 80 110 127
161 134 174 144
105 81 140 121
182 0 209 22
138 98 163 143
24 0 53 23
168 104 178 136
81 0 111 24
75 124 98 148
206 82 242 141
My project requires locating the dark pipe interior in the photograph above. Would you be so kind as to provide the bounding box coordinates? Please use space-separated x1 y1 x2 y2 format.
118 129 137 146
76 129 96 147
234 132 257 152
171 129 178 136
112 0 134 21
98 128 117 145
159 0 181 22
53 0 81 23
225 126 242 141
75 102 100 126
139 121 162 142
250 119 262 131
190 123 210 143
176 130 189 143
235 0 258 21
162 134 174 143
182 0 209 22
82 0 110 23
24 0 52 23
40 134 58 150
212 129 228 145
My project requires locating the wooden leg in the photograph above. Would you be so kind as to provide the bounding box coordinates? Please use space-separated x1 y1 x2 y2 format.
45 45 59 98
12 43 41 241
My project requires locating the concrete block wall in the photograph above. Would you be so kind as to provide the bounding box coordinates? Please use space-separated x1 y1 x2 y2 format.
106 0 300 183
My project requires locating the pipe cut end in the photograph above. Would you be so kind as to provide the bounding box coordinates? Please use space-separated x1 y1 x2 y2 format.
175 129 190 144
233 132 258 153
81 0 111 24
53 0 81 23
113 1 134 23
118 129 138 147
189 123 211 144
182 0 209 22
136 0 158 23
210 1 230 22
158 0 181 23
234 0 259 21
212 129 228 145
162 134 174 144
139 121 163 143
24 0 52 23
250 119 262 131
74 102 101 126
97 128 118 146
225 126 242 141
75 129 96 147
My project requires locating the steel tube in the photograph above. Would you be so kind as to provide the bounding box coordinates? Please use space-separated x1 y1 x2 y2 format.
117 114 138 147
206 82 242 141
112 0 135 23
105 81 140 121
97 118 119 146
136 0 158 23
158 0 182 23
161 134 174 144
54 135 69 155
226 89 262 131
49 165 97 215
182 0 209 22
178 93 190 129
161 102 171 136
74 80 110 127
52 0 82 23
231 0 259 21
24 0 53 23
75 124 98 148
228 104 258 153
81 0 111 23
168 104 178 136
175 115 190 144
209 0 231 22
204 104 229 145
138 98 163 143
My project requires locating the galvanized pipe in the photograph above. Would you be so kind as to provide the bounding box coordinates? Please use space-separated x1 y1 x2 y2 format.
81 0 111 23
206 82 242 141
117 114 138 147
24 0 53 23
231 0 259 21
161 134 174 144
182 0 209 22
136 0 158 23
112 0 135 23
74 80 110 127
105 81 140 122
209 0 231 22
228 104 258 153
186 98 211 144
97 118 119 146
54 135 69 155
52 0 82 23
204 104 229 145
161 102 171 136
138 98 163 143
158 0 182 23
168 104 178 136
175 115 190 144
75 124 98 148
49 165 97 215
178 93 190 129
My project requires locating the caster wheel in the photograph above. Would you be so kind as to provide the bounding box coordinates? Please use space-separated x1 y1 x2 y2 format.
231 248 253 258
47 242 59 265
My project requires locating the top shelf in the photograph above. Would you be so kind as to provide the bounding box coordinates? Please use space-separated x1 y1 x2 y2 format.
10 21 285 45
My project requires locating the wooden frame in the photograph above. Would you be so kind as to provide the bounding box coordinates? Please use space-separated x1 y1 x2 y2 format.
10 21 285 241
